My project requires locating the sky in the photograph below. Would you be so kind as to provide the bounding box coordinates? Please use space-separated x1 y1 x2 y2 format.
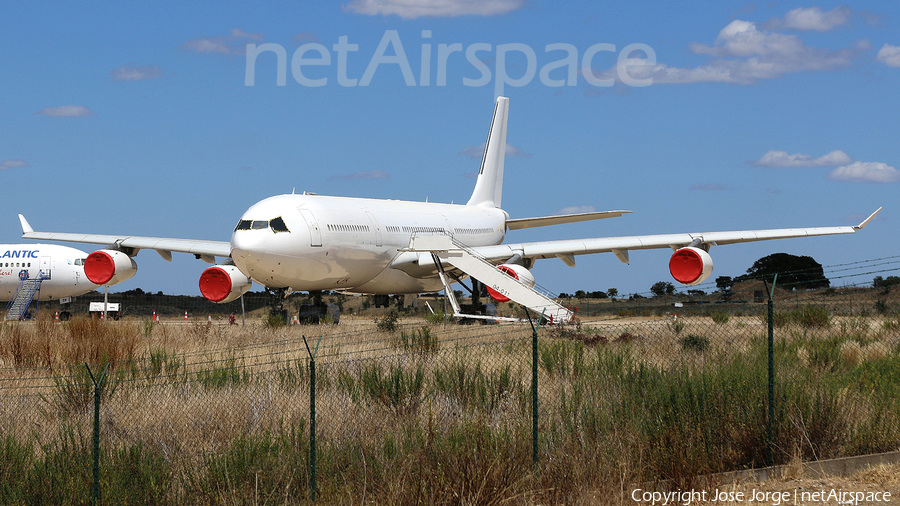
1 0 898 298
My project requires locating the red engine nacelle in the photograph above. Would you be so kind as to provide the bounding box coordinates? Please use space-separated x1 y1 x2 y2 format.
486 264 536 302
84 250 138 286
669 247 714 286
199 265 253 303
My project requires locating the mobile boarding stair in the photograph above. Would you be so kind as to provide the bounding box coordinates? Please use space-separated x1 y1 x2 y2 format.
5 272 48 321
407 234 574 324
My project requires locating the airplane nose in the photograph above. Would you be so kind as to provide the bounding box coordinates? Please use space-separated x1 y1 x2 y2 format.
231 230 264 267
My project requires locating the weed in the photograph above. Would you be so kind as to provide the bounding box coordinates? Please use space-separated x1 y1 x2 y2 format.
396 326 439 354
793 304 831 329
424 310 449 325
196 356 250 389
262 313 287 328
359 362 424 414
679 334 710 352
376 309 400 332
148 348 182 377
432 360 520 412
710 311 730 324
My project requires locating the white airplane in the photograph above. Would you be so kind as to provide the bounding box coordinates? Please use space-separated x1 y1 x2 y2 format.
0 243 132 320
0 244 118 301
18 97 880 322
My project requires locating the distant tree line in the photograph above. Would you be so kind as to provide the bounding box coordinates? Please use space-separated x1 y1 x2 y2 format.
558 288 618 299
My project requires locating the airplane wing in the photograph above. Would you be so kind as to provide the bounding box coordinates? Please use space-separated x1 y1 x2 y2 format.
506 210 632 230
470 208 882 267
18 214 231 262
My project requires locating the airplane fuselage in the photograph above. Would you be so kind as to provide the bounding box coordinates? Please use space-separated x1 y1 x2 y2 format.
230 194 508 294
0 244 97 301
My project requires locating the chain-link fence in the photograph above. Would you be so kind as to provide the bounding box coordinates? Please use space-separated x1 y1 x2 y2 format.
1 279 900 504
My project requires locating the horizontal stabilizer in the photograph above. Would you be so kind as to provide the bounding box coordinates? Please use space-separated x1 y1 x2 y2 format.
507 210 632 230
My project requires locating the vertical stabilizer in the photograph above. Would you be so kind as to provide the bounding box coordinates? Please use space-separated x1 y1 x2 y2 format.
466 96 509 208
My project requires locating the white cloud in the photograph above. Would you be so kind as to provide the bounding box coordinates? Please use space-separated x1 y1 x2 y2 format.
0 159 28 170
35 105 94 117
767 6 852 32
828 162 900 183
458 143 531 159
610 20 863 85
342 0 524 19
111 64 163 81
229 28 263 40
180 28 263 56
752 150 853 168
331 169 390 180
556 205 597 215
876 44 900 67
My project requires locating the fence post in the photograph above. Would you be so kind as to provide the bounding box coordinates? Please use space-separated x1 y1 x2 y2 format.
85 362 109 506
303 336 321 503
524 307 539 464
765 275 778 468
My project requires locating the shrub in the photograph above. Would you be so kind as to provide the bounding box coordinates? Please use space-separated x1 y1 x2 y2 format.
424 310 449 325
376 309 400 332
396 326 439 354
710 311 730 325
793 304 831 329
679 334 710 352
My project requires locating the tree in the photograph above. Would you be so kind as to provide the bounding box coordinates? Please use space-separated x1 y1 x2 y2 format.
574 290 587 299
715 276 733 292
607 288 618 298
650 281 675 297
874 276 900 291
735 253 829 291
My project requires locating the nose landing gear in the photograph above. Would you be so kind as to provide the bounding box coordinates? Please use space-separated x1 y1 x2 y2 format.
266 287 290 323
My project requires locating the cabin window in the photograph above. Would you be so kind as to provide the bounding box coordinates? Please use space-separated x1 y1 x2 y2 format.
251 220 269 230
75 259 84 266
270 216 290 233
235 220 252 231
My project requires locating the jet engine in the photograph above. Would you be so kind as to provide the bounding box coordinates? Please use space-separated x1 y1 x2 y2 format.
199 265 252 303
669 246 713 286
486 264 535 302
84 250 138 286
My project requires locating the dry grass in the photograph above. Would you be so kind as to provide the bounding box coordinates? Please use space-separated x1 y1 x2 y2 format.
1 306 900 504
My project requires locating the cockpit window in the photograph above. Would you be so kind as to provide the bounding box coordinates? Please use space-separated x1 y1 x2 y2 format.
235 217 290 233
270 216 290 233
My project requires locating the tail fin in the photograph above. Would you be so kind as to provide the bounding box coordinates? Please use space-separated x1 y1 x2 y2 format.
466 96 509 208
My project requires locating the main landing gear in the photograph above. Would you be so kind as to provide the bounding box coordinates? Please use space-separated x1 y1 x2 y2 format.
265 288 340 324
